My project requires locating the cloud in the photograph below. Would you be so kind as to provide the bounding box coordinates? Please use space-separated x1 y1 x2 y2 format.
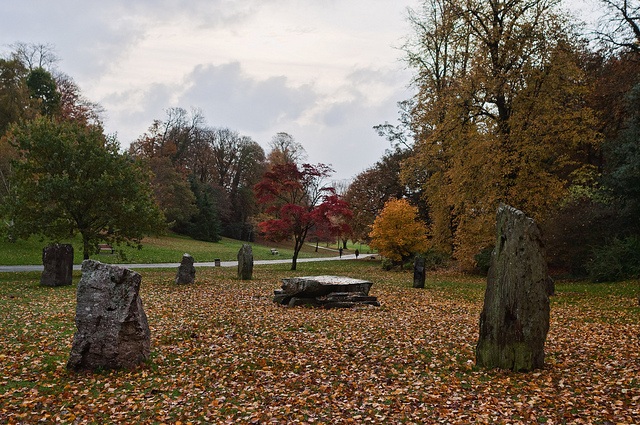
0 0 417 181
179 62 319 132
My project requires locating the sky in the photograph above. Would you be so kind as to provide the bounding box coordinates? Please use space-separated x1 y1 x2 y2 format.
1 0 599 182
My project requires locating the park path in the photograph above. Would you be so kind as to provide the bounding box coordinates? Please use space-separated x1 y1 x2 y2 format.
0 254 358 272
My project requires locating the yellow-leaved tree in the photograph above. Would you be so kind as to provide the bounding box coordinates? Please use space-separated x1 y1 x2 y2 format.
368 198 428 264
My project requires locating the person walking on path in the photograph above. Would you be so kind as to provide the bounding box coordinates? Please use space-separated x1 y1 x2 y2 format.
355 249 359 259
339 247 343 258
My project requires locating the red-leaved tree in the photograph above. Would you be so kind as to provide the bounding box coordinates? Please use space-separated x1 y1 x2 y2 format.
255 163 352 270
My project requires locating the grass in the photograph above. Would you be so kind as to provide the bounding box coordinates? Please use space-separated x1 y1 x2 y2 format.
0 262 638 423
0 232 347 265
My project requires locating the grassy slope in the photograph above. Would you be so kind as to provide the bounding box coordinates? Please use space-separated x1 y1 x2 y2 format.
0 233 347 265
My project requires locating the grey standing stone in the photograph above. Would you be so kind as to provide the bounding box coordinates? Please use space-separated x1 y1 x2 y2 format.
41 243 74 287
237 244 253 280
413 256 426 288
67 260 150 372
175 253 196 285
476 204 550 372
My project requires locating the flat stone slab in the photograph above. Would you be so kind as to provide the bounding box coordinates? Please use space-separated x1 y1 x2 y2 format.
275 275 379 308
281 275 373 298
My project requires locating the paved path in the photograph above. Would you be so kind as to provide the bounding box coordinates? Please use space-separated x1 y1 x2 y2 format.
0 254 358 272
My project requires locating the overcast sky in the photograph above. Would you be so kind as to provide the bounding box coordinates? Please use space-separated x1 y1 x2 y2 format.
2 0 598 181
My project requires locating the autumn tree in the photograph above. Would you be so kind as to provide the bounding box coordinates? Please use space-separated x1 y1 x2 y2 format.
344 149 412 243
55 73 104 126
267 132 307 165
148 157 197 226
0 58 38 137
368 198 429 264
129 107 206 170
131 112 266 241
2 117 165 259
401 0 601 268
204 128 266 239
255 163 352 270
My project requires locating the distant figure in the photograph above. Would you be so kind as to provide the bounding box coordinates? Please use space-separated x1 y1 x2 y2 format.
355 249 359 259
339 247 343 258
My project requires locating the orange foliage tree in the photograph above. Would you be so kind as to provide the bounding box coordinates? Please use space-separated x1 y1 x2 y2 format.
368 198 428 264
401 0 601 269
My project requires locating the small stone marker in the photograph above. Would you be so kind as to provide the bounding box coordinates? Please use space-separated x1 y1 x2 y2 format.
67 260 150 372
476 204 550 372
274 275 379 308
413 256 426 288
175 253 195 285
40 243 74 287
237 244 253 280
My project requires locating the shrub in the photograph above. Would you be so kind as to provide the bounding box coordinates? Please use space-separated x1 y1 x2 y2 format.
586 236 640 282
474 247 493 276
381 257 394 271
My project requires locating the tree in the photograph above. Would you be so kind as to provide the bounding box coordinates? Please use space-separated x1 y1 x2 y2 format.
344 149 412 243
173 176 222 243
204 128 266 239
267 132 307 165
596 0 640 55
0 58 37 137
55 73 104 126
255 163 352 270
603 83 640 231
368 198 429 264
26 68 60 117
8 42 59 71
401 0 601 268
129 107 205 170
148 157 197 226
3 117 165 259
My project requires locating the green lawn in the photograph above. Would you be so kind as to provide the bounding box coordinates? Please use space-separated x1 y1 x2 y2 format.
0 233 342 265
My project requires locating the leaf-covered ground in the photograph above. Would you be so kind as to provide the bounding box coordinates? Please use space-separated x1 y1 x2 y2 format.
0 262 638 424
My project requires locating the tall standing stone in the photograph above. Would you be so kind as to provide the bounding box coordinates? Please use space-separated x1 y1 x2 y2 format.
237 244 253 280
67 260 150 371
476 204 550 372
175 253 196 285
413 256 426 288
41 243 74 287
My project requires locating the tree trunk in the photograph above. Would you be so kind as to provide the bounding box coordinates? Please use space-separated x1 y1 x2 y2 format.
82 233 90 260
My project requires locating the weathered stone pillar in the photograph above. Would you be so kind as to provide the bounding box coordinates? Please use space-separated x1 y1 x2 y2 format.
237 244 253 280
41 243 74 287
413 256 426 288
476 204 550 372
67 260 150 371
175 253 196 285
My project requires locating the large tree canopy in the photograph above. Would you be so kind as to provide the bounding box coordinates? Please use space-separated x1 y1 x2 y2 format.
402 0 601 268
3 117 165 259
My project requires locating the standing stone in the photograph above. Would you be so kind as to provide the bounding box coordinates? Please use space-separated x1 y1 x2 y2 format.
67 260 150 371
237 244 253 280
41 243 74 287
413 256 426 288
476 204 550 372
175 253 196 285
